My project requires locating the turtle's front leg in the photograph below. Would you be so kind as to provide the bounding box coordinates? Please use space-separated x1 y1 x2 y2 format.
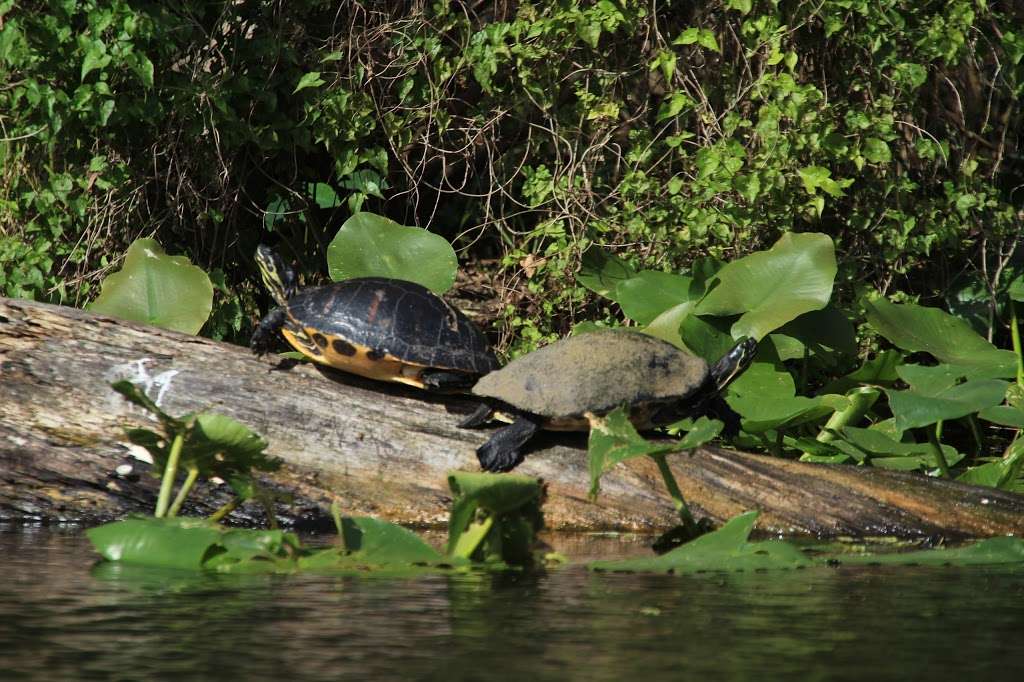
250 308 286 356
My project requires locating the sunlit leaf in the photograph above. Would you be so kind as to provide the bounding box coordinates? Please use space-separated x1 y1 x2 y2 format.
725 363 847 432
865 298 1016 376
695 232 837 340
641 302 695 350
862 137 892 163
338 516 443 564
588 407 678 497
589 511 811 573
587 408 720 498
89 238 213 334
1009 274 1024 302
886 380 1009 431
293 71 325 93
87 517 223 570
326 212 457 293
614 270 693 324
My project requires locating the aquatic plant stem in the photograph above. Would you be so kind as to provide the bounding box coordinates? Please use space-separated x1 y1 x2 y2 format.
1011 302 1023 388
209 499 239 523
926 427 951 478
815 387 880 443
154 432 184 518
167 467 199 517
652 453 699 535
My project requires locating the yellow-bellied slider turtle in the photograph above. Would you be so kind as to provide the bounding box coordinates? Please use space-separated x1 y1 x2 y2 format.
461 330 757 471
251 245 499 391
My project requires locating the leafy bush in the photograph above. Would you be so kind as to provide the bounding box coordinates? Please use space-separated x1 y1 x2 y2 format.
2 1 1020 353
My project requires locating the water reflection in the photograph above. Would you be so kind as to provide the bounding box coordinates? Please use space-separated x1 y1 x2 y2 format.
1 527 1022 680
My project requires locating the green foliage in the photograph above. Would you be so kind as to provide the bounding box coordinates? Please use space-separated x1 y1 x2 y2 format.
112 380 280 518
3 1 1020 360
590 511 1024 574
326 212 457 293
590 511 812 574
89 239 213 334
695 233 837 341
587 407 719 499
446 471 545 566
87 470 546 574
578 232 1024 491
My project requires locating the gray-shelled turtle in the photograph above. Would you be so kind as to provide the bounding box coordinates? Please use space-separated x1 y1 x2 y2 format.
461 330 757 471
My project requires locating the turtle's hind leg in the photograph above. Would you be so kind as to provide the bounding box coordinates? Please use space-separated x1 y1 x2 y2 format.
458 403 494 428
420 369 478 392
476 417 540 472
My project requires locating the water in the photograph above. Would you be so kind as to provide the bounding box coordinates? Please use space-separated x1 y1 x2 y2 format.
2 526 1023 681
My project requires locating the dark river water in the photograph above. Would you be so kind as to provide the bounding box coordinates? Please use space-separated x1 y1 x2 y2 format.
2 525 1023 681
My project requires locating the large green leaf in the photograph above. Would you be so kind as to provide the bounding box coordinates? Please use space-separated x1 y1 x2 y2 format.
613 270 693 324
956 437 1024 489
886 380 1009 431
89 238 213 334
87 517 224 570
978 405 1024 428
326 212 457 293
589 511 811 573
576 245 636 297
338 516 443 564
641 301 695 350
695 232 837 340
726 363 847 432
769 306 857 364
865 298 1017 376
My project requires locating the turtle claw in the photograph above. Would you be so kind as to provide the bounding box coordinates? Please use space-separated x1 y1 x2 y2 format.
476 441 525 473
475 417 539 472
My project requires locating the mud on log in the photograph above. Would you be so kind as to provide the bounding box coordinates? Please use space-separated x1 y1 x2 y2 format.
1 297 1022 539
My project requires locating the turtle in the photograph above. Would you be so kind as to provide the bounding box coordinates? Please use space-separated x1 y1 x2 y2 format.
250 245 500 391
460 330 757 472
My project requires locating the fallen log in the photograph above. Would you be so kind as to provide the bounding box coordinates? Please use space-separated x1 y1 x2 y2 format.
1 297 1022 539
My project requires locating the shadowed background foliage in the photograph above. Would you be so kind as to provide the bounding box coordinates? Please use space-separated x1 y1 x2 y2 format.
1 0 1021 351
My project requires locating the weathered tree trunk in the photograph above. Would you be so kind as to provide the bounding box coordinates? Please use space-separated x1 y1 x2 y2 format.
1 297 1022 539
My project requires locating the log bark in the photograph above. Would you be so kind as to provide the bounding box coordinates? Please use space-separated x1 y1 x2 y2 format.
1 297 1022 539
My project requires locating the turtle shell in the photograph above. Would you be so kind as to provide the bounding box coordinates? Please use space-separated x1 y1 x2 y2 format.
471 330 709 418
283 277 499 376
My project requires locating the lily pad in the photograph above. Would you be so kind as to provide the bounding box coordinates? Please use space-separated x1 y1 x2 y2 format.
89 238 213 334
88 517 237 570
589 511 812 574
835 536 1024 566
327 212 457 293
